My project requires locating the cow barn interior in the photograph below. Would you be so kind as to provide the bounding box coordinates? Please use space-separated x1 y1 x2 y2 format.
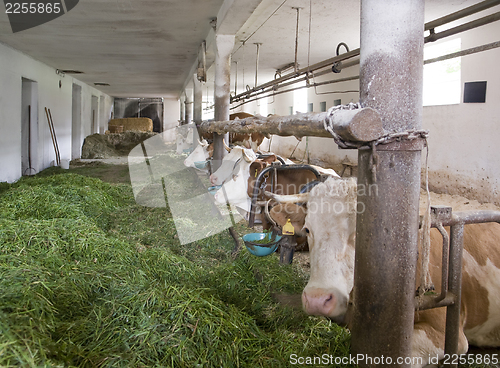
1 0 500 367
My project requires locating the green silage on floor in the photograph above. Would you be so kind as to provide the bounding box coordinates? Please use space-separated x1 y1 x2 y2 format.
0 171 351 367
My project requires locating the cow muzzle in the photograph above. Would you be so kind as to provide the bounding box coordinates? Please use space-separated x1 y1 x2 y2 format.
302 287 348 323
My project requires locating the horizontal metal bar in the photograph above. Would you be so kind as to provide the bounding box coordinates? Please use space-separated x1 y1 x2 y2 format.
433 210 500 227
425 0 500 31
229 3 499 109
231 48 360 102
421 210 500 228
231 77 361 110
425 11 500 43
424 40 500 64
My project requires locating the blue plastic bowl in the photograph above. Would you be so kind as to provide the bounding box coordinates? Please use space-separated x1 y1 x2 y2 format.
208 185 221 195
194 160 208 169
242 233 282 257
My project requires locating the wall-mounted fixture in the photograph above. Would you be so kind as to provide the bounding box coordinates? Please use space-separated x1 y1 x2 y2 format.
463 81 487 103
57 69 84 74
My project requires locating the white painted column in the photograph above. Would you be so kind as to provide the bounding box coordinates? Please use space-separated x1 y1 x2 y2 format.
212 33 235 171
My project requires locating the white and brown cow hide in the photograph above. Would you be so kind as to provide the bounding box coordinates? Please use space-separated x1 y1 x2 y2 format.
299 176 500 367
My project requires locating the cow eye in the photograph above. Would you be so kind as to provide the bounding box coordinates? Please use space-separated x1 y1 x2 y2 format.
304 227 310 234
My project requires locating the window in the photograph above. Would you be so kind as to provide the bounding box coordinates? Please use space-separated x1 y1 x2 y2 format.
293 82 308 113
308 103 313 112
334 99 341 106
423 38 461 106
320 101 327 112
259 96 268 116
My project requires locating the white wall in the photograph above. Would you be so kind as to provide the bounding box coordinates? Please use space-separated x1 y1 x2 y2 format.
163 97 181 142
423 20 500 205
0 41 113 183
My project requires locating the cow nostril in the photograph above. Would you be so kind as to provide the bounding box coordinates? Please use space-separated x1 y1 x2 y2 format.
325 295 333 303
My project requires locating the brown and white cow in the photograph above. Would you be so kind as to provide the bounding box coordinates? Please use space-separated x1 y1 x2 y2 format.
277 176 500 366
250 158 339 238
213 150 340 231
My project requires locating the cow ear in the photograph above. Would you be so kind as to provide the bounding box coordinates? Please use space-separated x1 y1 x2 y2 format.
250 162 264 178
262 154 276 164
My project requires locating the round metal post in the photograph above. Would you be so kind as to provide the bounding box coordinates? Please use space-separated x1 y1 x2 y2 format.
193 74 203 124
350 1 424 367
254 43 262 88
279 235 295 264
185 89 193 125
179 94 186 125
212 34 235 172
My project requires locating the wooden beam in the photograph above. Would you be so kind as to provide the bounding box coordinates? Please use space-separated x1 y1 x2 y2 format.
198 107 384 142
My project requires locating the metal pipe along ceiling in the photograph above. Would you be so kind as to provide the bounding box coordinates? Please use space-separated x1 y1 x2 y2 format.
229 0 500 106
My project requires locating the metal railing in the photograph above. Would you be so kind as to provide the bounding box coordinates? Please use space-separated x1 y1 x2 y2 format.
417 206 500 367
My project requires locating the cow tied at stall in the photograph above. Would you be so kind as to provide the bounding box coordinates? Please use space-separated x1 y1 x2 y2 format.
270 176 500 367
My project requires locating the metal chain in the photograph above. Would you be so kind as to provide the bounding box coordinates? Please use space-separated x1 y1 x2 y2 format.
324 103 429 150
324 103 363 149
324 102 429 183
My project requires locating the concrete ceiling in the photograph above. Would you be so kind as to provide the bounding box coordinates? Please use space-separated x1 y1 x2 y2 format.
0 0 492 99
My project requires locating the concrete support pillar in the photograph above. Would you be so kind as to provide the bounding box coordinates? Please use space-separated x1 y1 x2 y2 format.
193 74 203 124
185 89 193 125
212 34 235 172
350 1 424 367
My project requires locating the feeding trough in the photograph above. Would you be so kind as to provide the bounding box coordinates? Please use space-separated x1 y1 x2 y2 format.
242 232 282 257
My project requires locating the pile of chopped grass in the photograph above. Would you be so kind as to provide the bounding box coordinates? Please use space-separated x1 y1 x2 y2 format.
0 174 133 230
0 170 352 367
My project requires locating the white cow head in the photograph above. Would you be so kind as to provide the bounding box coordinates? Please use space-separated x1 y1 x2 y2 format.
175 124 196 155
213 146 257 214
183 139 211 169
301 177 358 324
210 146 256 186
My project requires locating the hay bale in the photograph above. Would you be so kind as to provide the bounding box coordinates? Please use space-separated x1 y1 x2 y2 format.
81 134 119 159
81 132 157 159
109 125 123 133
108 118 153 132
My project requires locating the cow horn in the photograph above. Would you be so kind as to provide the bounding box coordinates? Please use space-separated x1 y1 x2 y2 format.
223 139 231 152
197 138 208 147
264 199 278 228
242 149 257 162
264 191 309 203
